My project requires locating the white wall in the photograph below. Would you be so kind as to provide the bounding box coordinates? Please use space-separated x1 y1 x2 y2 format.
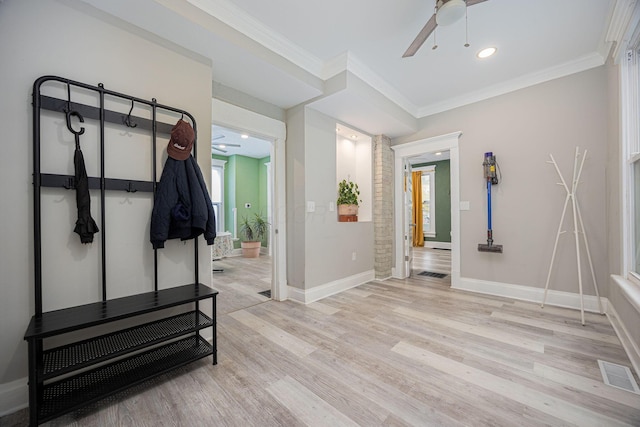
394 66 610 296
0 0 212 413
285 106 375 297
303 108 375 289
285 105 306 289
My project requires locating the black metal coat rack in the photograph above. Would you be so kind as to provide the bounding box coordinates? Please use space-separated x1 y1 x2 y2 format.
24 76 218 426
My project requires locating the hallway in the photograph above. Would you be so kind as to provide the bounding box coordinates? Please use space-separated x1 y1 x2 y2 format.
411 246 452 281
211 254 273 316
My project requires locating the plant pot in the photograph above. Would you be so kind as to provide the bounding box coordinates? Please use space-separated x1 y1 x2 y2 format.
338 204 358 222
337 204 358 216
241 241 261 258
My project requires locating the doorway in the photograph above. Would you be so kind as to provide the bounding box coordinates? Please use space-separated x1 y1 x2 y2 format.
211 98 287 301
391 132 461 286
409 151 453 279
211 125 274 313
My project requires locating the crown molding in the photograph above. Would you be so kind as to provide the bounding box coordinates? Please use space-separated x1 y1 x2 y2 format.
188 1 612 124
606 0 639 62
417 52 605 118
344 53 419 117
187 0 324 76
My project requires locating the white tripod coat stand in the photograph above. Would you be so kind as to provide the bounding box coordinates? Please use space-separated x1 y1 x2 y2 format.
541 147 603 325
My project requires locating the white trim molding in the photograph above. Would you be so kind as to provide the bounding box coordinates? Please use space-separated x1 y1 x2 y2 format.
211 99 287 301
607 275 640 376
287 270 375 304
0 378 27 417
454 277 608 314
423 241 451 250
418 53 605 117
391 132 461 282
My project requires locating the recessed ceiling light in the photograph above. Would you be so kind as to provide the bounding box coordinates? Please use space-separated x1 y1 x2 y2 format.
351 135 358 139
477 47 497 59
435 152 442 156
241 134 249 139
218 144 226 149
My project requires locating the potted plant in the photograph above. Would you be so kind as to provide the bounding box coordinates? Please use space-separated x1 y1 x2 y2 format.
239 213 269 258
337 179 361 222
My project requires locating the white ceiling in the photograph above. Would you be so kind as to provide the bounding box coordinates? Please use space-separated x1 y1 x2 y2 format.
212 125 272 158
81 0 617 138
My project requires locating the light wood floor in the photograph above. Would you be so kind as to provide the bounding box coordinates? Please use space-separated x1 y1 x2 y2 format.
4 260 640 426
212 254 273 316
412 247 452 277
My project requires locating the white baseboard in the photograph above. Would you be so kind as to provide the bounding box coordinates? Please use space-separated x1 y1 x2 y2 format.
0 377 27 417
608 275 640 377
287 270 376 304
227 247 269 258
423 241 451 250
454 276 607 313
606 302 640 378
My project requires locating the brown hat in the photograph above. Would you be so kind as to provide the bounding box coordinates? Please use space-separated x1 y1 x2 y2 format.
167 119 195 160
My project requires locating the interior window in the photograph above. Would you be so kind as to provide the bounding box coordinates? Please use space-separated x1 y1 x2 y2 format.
625 47 640 282
635 161 640 274
417 165 436 238
211 161 226 233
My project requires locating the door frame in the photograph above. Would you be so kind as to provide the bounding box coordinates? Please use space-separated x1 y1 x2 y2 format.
391 131 461 285
211 99 288 301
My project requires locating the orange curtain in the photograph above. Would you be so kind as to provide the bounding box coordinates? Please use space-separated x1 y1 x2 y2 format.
412 171 424 247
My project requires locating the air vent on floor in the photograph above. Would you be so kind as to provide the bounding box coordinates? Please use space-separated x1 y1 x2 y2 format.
258 289 271 298
417 271 448 279
598 360 640 394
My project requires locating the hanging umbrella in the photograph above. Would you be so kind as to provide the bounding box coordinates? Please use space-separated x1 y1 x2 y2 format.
66 110 99 244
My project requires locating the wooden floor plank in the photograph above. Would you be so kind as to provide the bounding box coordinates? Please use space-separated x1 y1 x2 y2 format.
266 376 360 427
6 250 639 427
392 341 631 427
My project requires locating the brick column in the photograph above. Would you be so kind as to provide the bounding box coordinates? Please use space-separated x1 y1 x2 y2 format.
373 135 393 279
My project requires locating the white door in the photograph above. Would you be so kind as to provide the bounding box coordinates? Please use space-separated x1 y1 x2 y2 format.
404 159 414 277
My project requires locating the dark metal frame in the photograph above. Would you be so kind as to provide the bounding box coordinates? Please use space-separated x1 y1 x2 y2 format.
24 76 217 426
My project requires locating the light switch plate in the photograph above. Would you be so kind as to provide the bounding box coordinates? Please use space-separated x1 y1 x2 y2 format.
460 201 470 211
307 201 315 212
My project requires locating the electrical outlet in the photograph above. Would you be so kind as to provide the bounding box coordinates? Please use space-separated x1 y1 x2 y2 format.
352 252 356 261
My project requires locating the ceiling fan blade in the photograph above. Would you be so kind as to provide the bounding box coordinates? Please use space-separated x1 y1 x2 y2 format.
213 143 241 147
212 135 225 141
403 14 437 58
466 0 488 6
212 146 227 153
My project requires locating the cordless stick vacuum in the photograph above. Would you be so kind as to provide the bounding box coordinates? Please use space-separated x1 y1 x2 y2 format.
478 152 503 253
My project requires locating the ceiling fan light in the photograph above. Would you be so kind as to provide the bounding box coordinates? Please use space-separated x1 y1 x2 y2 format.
477 47 497 58
436 0 466 26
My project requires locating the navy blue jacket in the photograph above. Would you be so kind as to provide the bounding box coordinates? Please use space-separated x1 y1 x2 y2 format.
150 156 216 249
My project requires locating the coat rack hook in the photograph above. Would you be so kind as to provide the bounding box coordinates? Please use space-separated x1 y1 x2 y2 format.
66 82 72 112
65 109 85 137
126 181 137 193
124 99 137 128
63 177 75 190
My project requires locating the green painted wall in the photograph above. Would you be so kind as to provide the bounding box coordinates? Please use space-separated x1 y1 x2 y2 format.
414 159 451 243
211 153 270 248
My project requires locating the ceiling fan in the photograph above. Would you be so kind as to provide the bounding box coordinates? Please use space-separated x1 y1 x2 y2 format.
211 135 241 153
403 0 488 58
